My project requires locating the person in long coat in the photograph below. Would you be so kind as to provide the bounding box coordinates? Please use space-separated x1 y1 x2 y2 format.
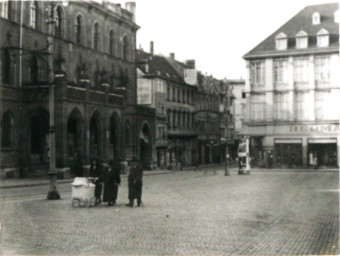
103 160 121 206
90 159 103 205
126 158 143 207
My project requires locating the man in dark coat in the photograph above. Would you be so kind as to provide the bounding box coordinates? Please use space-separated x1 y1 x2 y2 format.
103 160 121 206
126 158 143 207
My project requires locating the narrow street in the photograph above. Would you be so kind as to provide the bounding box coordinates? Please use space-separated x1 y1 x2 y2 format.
0 169 338 255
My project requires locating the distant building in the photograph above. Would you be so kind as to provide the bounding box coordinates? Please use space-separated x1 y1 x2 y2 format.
243 3 340 168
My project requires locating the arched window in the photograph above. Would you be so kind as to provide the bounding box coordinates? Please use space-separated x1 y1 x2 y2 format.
94 23 99 50
30 56 39 83
75 15 83 44
55 6 63 38
123 36 129 60
109 29 115 55
1 111 14 148
0 1 8 18
1 50 11 84
125 120 131 145
30 1 38 29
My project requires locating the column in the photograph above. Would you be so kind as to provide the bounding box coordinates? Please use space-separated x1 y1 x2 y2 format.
302 136 308 167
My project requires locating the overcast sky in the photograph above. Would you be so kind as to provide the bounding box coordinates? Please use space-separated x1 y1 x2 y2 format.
119 0 336 80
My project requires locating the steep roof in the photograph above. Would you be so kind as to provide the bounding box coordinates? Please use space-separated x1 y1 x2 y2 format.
244 3 339 59
136 50 185 84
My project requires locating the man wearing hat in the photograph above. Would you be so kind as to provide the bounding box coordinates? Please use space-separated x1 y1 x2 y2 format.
126 157 143 207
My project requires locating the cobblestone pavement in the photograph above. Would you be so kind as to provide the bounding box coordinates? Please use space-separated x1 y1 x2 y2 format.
0 170 339 255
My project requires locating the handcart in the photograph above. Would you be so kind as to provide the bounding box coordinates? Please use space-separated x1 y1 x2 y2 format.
71 177 97 207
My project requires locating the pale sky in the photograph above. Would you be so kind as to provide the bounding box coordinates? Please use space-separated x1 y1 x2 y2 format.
117 0 337 80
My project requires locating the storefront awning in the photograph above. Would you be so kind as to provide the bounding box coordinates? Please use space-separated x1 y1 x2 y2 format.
275 139 302 144
308 138 337 144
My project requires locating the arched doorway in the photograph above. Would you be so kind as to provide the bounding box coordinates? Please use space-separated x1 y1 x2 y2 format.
30 108 49 163
139 123 152 169
67 109 84 171
110 113 120 162
89 111 103 160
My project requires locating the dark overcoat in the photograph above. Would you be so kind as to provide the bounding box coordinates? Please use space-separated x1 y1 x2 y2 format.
103 163 121 203
128 164 143 200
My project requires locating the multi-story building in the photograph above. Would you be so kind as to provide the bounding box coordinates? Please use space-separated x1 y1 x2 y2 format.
0 1 155 178
243 3 340 168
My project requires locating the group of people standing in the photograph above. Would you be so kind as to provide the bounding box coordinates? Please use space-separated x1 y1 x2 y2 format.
89 157 143 207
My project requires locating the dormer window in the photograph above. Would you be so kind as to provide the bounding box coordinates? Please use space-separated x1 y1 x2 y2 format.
335 10 339 23
275 32 287 50
296 30 308 49
312 12 320 25
317 28 329 47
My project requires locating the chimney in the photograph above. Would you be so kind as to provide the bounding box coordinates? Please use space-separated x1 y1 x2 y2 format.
186 59 195 69
150 41 154 56
125 2 136 23
170 53 175 60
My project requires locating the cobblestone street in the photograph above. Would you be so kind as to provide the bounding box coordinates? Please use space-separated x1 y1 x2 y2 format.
0 170 339 255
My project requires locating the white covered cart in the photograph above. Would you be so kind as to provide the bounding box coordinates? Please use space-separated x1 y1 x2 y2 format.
71 177 96 207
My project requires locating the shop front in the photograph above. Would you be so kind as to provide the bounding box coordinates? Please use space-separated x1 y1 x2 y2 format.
274 139 303 168
307 138 337 167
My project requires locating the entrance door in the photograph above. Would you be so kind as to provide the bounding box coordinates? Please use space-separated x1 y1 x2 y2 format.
308 143 337 167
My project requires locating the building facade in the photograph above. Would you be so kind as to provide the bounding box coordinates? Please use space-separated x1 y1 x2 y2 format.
243 3 340 168
0 1 155 178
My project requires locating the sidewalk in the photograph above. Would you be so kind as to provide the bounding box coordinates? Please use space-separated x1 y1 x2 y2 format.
0 170 172 189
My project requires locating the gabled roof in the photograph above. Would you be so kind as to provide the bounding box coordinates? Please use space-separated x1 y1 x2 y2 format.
244 3 339 59
136 50 185 84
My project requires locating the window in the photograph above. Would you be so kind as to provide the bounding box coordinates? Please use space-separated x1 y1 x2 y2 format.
275 93 289 120
109 29 115 55
30 1 38 28
242 92 246 99
75 15 83 44
250 94 265 121
0 1 8 19
167 86 170 101
172 88 176 101
293 58 309 82
1 50 11 84
275 32 287 50
1 111 14 148
312 12 320 25
295 92 312 120
55 6 63 38
317 29 329 47
30 56 39 83
93 23 99 50
123 36 129 60
314 56 330 82
296 30 308 49
250 61 265 87
273 59 288 83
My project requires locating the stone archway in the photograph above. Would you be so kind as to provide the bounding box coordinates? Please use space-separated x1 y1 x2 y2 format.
89 111 103 160
139 123 152 169
30 108 49 163
67 108 84 166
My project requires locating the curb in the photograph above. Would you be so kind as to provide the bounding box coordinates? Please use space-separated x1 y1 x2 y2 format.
0 171 173 190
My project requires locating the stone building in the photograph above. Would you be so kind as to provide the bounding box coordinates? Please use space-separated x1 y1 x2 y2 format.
0 1 155 178
243 3 339 168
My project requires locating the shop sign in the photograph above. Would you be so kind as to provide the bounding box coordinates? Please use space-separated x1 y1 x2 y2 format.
289 124 338 133
184 69 197 85
137 79 152 105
